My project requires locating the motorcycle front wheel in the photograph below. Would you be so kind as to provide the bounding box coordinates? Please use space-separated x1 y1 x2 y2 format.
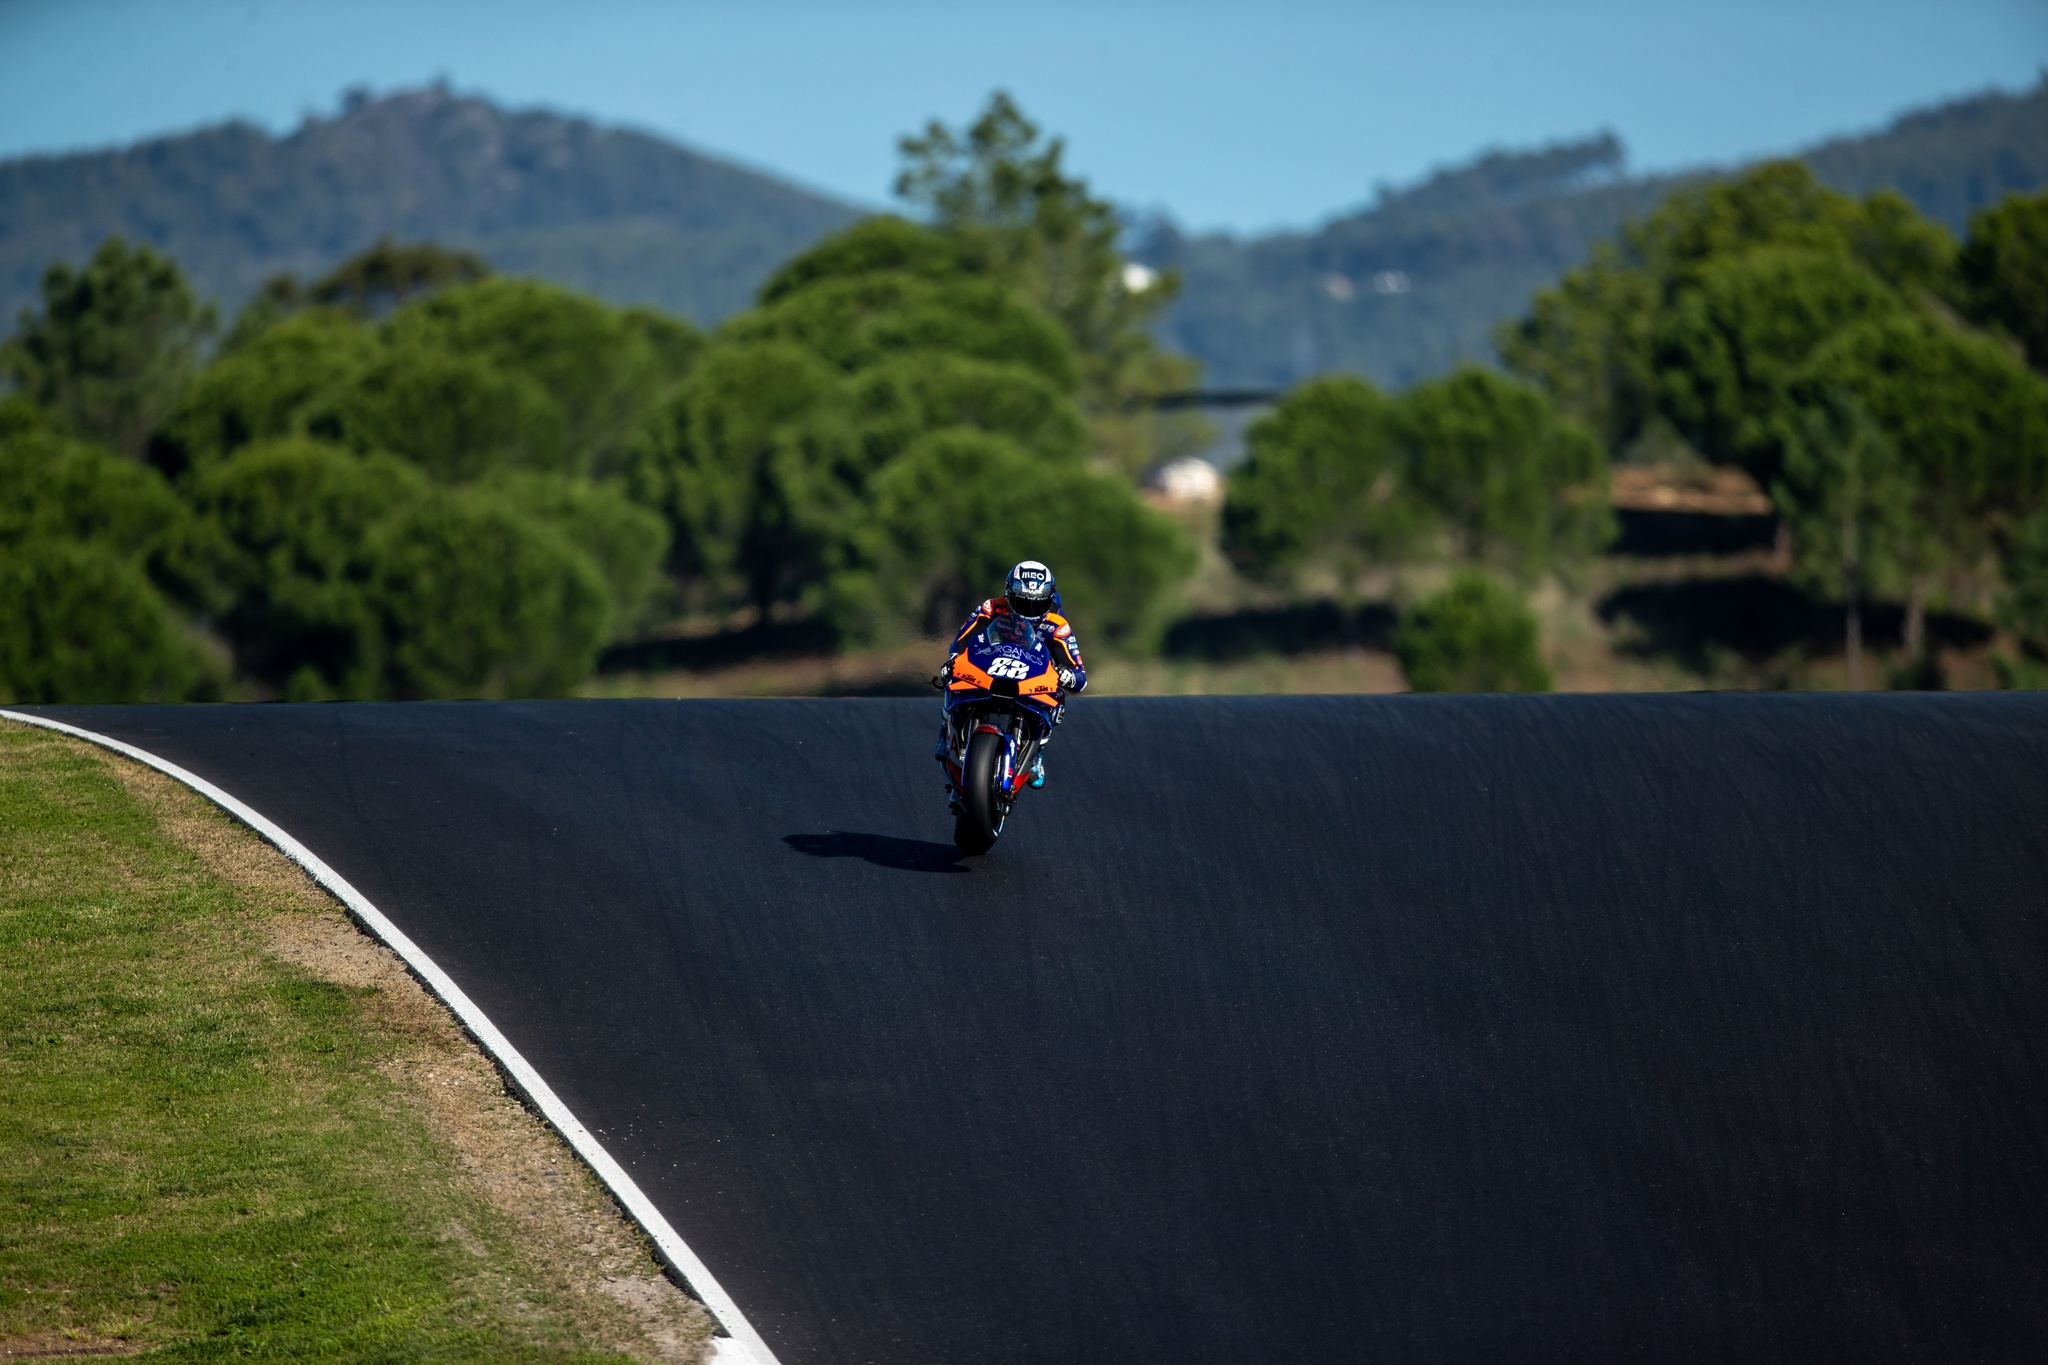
954 727 1007 854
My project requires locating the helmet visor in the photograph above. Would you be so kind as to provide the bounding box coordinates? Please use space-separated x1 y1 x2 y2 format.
1006 590 1051 618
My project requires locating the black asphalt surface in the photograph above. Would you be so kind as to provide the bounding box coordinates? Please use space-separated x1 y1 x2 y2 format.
26 695 2048 1363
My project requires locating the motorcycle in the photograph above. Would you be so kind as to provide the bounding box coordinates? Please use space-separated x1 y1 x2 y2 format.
936 611 1066 854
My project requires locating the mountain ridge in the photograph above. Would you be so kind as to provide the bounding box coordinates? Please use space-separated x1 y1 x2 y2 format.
4 79 2044 387
0 84 862 326
1138 77 2048 387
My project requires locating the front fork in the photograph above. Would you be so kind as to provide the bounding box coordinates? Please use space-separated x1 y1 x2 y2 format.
937 705 1054 810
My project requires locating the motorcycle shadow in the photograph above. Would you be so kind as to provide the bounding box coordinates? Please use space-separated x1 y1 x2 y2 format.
782 831 970 874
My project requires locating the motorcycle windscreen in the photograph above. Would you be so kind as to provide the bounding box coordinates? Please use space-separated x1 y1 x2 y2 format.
963 617 1061 701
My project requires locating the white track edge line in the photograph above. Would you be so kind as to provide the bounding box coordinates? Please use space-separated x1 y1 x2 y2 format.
1 709 782 1365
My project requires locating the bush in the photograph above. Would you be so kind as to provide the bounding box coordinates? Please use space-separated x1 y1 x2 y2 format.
0 538 209 703
1395 572 1553 693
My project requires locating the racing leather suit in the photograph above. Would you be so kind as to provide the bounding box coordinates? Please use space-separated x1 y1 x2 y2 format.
935 597 1088 782
945 597 1088 693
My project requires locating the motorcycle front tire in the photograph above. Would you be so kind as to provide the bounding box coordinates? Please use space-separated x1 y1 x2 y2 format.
954 728 1007 854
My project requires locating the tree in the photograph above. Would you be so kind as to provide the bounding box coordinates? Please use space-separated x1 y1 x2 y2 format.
477 471 671 641
864 428 1193 643
895 93 1204 473
1395 572 1552 693
156 308 382 472
335 339 571 481
0 538 210 703
1220 375 1414 585
187 438 432 696
365 494 610 699
1397 367 1612 578
729 253 1075 389
1652 247 1903 483
385 277 697 476
1495 239 1662 455
0 424 213 702
307 238 491 315
1960 189 2048 371
626 341 859 623
1499 161 1958 457
166 277 699 484
0 426 188 555
1787 312 2048 663
1766 393 1916 688
633 213 1193 639
1998 508 2048 654
2 238 216 457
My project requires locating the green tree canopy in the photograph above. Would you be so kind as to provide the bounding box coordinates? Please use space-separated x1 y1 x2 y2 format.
1787 312 2048 599
864 428 1194 641
385 277 696 475
0 538 210 703
628 213 1191 638
0 426 187 554
895 93 1204 473
157 308 382 472
365 494 610 700
163 278 699 484
1652 247 1904 481
1398 367 1612 578
1223 368 1609 586
2 238 217 458
476 471 671 640
186 437 621 698
1220 375 1411 585
187 438 430 696
0 423 213 702
1498 161 1959 456
309 237 491 314
627 340 859 621
1960 189 2048 371
725 265 1075 389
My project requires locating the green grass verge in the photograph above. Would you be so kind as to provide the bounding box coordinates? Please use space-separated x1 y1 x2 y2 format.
0 721 639 1360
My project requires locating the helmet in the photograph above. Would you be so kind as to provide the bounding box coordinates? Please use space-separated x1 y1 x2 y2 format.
1005 560 1055 618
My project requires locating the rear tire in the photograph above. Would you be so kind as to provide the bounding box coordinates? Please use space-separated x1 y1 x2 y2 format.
953 729 1006 854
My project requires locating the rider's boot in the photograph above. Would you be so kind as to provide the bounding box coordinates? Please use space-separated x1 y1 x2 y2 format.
1029 755 1046 788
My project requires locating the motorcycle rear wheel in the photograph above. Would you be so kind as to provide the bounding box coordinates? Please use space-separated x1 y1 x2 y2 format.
954 728 1007 854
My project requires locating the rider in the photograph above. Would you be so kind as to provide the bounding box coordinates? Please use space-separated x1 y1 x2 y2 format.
940 560 1087 788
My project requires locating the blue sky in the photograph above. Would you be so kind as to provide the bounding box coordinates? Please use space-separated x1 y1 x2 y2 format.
1 0 2042 233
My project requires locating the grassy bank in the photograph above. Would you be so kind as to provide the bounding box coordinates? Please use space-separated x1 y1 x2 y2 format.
0 720 711 1361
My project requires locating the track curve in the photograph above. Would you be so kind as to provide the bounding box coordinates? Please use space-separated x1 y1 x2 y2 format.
25 695 2048 1363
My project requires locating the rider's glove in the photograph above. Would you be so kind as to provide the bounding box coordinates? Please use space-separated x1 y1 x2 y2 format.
1057 667 1078 691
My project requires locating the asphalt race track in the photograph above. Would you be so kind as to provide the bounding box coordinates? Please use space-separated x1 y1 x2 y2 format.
26 695 2048 1363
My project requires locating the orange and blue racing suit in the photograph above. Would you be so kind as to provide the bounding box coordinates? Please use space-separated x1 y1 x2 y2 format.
936 596 1087 775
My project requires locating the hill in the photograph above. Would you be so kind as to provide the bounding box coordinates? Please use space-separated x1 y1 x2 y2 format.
5 80 2045 385
1139 77 2048 388
0 85 862 326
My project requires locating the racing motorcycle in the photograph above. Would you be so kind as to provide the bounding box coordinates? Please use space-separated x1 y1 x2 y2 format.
937 611 1066 855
